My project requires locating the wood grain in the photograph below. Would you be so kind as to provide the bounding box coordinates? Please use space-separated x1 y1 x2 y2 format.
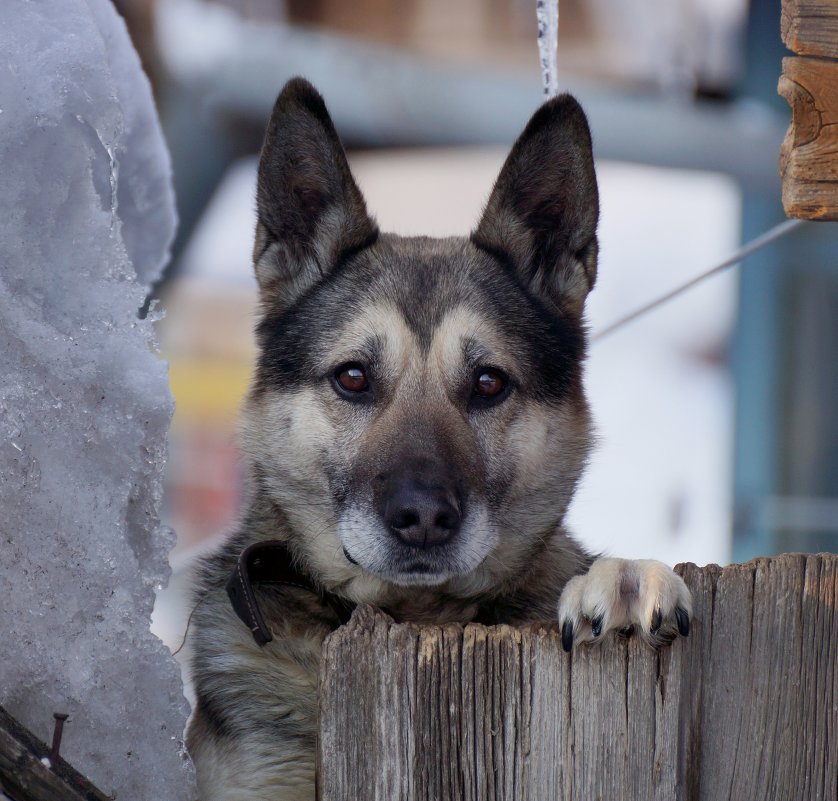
779 56 838 220
782 0 838 59
318 554 838 801
0 707 110 801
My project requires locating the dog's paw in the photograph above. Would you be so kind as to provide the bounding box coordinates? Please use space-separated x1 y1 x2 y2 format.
557 558 691 651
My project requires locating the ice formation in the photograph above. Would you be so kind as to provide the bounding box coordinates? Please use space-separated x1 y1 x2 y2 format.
0 1 194 798
536 0 560 97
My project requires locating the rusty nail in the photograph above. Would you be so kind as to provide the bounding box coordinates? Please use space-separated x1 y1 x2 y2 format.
50 712 69 764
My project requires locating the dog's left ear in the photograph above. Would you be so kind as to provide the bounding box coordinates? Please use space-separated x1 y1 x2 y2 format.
253 78 378 307
472 94 598 316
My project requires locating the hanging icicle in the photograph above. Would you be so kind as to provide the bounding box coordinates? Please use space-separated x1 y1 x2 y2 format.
536 0 560 97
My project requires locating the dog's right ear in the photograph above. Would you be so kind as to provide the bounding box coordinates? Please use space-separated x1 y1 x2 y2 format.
472 94 598 317
253 78 377 307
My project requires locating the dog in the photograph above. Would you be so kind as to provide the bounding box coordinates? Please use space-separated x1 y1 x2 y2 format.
185 77 692 801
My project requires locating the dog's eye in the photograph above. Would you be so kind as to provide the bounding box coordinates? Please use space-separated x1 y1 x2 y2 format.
333 363 369 395
470 368 509 406
474 371 505 397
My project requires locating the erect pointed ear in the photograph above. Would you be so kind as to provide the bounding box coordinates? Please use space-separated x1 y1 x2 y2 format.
252 78 378 306
472 94 599 316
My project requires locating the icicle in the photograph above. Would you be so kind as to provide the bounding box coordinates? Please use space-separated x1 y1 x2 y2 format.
536 0 560 97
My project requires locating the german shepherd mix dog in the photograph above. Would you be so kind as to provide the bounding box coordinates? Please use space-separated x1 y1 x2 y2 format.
186 78 692 800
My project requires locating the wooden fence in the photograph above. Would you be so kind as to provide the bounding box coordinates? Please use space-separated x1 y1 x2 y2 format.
318 554 837 800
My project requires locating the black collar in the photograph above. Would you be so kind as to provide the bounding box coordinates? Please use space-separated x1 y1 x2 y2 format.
226 540 355 646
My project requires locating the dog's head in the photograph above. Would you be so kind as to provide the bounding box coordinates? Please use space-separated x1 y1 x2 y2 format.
241 78 598 598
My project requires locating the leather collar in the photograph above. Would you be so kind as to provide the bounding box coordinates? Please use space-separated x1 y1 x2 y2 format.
226 540 355 646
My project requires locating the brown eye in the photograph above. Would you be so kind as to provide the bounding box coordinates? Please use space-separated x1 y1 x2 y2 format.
473 369 507 400
334 363 369 395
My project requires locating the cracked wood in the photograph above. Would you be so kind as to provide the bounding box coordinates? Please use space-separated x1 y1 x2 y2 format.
779 0 838 220
318 554 838 800
782 0 838 59
779 56 838 220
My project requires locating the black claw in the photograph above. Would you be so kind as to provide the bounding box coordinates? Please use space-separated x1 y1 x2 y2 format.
591 615 603 638
561 620 574 652
650 609 663 634
676 606 690 637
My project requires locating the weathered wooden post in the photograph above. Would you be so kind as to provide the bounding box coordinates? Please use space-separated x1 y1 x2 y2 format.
780 0 838 218
318 555 837 799
0 707 109 801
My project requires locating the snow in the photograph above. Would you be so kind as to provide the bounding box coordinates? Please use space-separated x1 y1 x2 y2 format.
0 1 194 798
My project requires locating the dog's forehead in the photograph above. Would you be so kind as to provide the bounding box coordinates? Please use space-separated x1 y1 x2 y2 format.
337 234 509 348
323 299 515 377
336 236 511 354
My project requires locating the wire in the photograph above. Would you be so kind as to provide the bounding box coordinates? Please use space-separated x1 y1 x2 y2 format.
592 218 807 342
171 595 208 656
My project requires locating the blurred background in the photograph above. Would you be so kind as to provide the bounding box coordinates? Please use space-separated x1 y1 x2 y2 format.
113 0 838 642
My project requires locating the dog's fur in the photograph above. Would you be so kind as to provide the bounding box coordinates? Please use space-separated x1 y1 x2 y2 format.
186 78 692 801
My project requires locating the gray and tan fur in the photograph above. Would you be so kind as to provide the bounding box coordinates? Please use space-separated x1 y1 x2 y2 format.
186 78 692 801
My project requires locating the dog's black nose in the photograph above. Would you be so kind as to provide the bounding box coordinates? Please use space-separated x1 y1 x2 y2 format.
382 477 462 549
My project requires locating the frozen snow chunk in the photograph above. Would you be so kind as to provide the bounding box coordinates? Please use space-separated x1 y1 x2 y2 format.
0 1 193 798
